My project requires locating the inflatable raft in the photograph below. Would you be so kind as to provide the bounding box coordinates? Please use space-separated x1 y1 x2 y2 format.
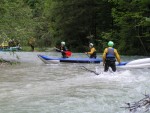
38 54 150 69
38 54 102 64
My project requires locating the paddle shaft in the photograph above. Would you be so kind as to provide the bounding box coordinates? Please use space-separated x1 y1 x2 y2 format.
55 47 72 57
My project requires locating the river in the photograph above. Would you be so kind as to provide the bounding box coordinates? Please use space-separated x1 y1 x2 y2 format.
0 52 150 113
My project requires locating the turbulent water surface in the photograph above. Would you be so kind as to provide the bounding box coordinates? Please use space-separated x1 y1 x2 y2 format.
0 52 150 113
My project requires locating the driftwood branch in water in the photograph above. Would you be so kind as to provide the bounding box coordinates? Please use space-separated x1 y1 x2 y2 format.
0 58 19 65
121 94 150 112
80 66 99 75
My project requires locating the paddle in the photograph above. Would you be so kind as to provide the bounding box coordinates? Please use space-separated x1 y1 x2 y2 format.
64 51 72 57
54 47 72 57
85 52 97 59
85 52 90 58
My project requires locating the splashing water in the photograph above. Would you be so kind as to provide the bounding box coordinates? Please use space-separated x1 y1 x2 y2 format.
0 52 149 113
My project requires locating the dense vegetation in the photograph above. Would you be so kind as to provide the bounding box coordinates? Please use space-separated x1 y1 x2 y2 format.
0 0 149 55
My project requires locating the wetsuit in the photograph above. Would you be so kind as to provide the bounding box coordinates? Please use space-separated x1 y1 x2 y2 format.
103 47 120 72
56 46 68 58
87 47 97 58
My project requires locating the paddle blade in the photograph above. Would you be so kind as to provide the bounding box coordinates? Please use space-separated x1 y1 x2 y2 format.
65 51 72 57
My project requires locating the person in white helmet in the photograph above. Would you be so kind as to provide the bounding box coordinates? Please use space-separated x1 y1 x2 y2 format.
56 41 68 58
85 43 97 58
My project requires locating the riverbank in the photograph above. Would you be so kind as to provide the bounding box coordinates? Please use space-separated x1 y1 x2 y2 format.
0 58 19 67
21 46 54 52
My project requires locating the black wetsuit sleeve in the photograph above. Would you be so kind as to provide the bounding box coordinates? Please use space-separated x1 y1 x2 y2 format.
55 48 61 52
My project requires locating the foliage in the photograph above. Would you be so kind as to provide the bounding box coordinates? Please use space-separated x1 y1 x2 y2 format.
0 0 149 55
109 0 150 55
0 0 35 46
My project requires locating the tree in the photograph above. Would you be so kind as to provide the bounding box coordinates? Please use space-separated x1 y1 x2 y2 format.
44 0 114 51
0 0 35 46
110 0 150 55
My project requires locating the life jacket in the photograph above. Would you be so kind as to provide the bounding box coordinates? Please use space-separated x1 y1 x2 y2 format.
2 41 8 47
90 47 97 58
60 46 68 58
106 48 115 60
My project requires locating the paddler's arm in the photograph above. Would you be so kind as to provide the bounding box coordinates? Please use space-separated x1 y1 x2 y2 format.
55 47 61 52
114 49 121 63
87 48 96 55
102 48 108 66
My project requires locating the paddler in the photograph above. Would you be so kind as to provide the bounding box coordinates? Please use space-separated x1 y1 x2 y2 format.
102 41 121 72
56 41 69 58
85 43 97 58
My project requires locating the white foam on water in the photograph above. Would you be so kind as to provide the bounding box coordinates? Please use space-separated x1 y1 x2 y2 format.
0 52 149 113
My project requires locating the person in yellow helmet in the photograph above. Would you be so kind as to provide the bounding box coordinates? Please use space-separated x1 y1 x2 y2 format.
102 41 121 72
85 43 97 58
1 40 8 49
28 37 36 51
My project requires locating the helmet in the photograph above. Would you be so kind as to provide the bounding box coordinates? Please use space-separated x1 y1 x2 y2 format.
108 41 114 47
61 41 65 45
89 43 93 47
